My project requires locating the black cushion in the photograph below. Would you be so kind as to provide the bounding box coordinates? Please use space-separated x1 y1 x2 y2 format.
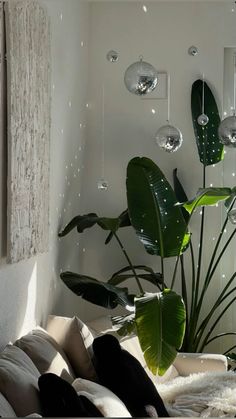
93 334 169 417
38 373 103 417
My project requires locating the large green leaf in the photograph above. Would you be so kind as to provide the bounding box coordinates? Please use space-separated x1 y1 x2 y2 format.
126 157 190 257
60 271 134 310
173 168 189 223
108 265 162 288
191 79 224 166
112 313 136 336
105 210 131 244
135 290 186 375
183 187 231 214
58 213 121 238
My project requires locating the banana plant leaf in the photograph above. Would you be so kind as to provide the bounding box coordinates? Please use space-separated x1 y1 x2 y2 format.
59 213 122 238
182 187 231 215
126 157 190 258
173 168 190 223
60 271 135 310
112 313 136 336
191 79 224 166
135 290 186 375
105 210 131 244
108 265 162 288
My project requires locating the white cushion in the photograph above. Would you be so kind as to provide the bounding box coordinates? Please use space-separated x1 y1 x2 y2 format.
15 327 75 383
0 344 42 416
0 393 16 417
73 377 131 417
47 315 97 381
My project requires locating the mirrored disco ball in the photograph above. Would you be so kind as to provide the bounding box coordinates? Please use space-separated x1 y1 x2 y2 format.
228 208 236 224
197 113 209 126
155 125 183 153
124 59 158 96
218 115 236 147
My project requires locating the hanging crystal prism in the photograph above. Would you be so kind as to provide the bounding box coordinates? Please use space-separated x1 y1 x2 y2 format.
155 74 183 152
219 53 236 147
97 84 109 191
197 74 209 126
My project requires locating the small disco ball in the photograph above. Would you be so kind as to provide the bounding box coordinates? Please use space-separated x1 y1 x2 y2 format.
155 124 183 153
197 113 209 126
124 58 158 96
228 208 236 224
218 114 236 147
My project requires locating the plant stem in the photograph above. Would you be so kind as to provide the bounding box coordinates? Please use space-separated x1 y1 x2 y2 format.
194 164 206 309
206 228 236 287
224 345 236 355
205 332 236 347
189 241 196 324
161 257 165 291
114 232 144 294
195 285 236 350
195 272 236 344
180 255 189 348
199 296 236 352
170 256 180 289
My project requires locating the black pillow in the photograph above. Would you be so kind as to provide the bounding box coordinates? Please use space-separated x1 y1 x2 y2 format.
38 373 103 417
93 334 169 417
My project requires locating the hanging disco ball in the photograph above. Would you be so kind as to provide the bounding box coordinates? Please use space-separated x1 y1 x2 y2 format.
155 124 183 153
218 114 236 147
197 113 209 126
124 57 158 96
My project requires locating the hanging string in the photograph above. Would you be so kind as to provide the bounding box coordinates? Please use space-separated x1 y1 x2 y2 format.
101 83 105 179
167 73 170 123
233 53 236 115
202 73 205 115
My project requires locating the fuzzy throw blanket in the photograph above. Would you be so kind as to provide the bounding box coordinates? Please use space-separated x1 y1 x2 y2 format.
157 371 236 417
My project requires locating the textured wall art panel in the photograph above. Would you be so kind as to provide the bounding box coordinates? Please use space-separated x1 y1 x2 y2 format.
5 1 50 263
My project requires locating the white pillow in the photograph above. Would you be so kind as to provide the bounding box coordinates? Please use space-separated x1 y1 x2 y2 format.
73 378 131 417
0 344 42 416
15 327 75 383
0 393 16 417
47 316 97 381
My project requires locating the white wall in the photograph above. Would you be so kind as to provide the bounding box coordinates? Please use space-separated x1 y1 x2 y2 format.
79 1 236 351
0 0 90 349
0 0 235 353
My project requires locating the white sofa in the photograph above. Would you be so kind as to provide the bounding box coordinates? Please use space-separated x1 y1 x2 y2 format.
0 315 228 417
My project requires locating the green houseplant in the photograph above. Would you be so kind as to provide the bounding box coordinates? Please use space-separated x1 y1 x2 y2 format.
59 79 236 374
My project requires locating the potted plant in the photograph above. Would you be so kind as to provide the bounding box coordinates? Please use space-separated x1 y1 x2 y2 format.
58 79 236 375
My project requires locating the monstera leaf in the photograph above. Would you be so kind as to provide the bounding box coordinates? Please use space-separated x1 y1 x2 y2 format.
126 157 190 257
191 79 224 166
135 290 186 375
